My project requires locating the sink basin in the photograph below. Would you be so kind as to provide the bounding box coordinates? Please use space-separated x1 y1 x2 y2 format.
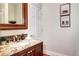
10 40 30 50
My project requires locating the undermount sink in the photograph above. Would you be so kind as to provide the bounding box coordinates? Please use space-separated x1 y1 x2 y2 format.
9 39 39 50
10 39 31 49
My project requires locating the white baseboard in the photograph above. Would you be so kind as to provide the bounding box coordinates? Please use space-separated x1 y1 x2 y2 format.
43 50 67 56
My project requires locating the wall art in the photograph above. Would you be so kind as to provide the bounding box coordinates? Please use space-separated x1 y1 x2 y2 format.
60 3 71 27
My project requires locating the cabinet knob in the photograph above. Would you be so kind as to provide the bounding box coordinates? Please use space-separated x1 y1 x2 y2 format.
30 50 32 52
27 50 33 53
28 51 30 53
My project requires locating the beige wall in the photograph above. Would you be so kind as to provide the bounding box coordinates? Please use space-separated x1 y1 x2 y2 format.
40 3 79 55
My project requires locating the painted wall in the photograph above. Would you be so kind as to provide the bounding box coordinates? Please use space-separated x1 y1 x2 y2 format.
40 3 79 56
71 3 79 55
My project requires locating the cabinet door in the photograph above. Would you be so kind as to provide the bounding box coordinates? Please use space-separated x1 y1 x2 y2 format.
34 44 43 56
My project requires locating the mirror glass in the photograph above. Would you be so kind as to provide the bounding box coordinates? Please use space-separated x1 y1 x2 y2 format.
0 3 23 24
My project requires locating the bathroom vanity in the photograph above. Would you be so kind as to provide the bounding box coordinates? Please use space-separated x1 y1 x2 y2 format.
11 42 43 56
0 38 43 56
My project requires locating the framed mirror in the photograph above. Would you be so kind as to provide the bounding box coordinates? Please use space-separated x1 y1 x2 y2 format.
0 3 28 30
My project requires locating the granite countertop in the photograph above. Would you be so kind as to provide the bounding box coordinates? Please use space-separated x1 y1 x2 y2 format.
0 38 42 56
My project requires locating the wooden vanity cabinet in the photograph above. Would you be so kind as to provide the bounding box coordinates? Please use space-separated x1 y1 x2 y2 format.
11 42 43 56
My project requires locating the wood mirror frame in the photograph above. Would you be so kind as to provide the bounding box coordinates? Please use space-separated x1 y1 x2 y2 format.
0 3 28 30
